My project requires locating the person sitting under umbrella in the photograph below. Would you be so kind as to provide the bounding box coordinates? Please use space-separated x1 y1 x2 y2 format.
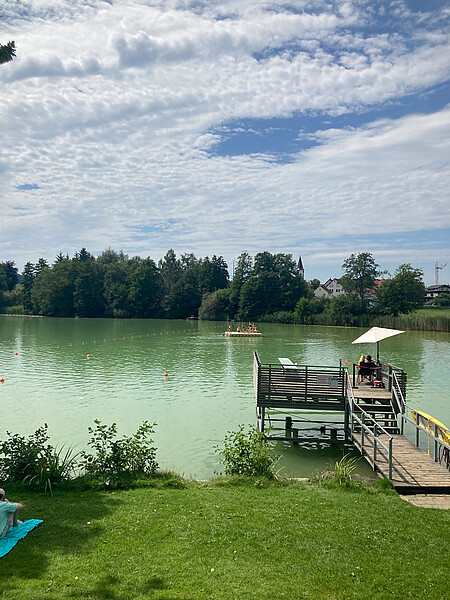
359 355 376 383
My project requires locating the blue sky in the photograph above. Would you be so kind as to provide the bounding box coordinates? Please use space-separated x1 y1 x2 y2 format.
1 0 449 285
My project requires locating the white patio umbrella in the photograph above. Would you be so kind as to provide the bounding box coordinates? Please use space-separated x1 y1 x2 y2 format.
351 327 405 363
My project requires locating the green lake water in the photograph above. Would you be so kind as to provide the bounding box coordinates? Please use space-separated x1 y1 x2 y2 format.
0 316 449 479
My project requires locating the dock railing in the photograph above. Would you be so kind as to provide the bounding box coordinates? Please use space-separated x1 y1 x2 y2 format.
392 370 407 416
399 405 450 470
345 371 393 479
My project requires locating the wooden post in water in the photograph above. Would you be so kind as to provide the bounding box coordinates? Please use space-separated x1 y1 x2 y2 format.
292 428 299 445
285 416 292 433
330 429 338 445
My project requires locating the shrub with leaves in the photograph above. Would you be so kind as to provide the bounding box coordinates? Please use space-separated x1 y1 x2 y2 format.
80 420 158 485
0 424 53 481
215 425 278 478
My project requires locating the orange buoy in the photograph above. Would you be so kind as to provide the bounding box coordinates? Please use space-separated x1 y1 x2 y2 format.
10 350 12 353
87 354 90 359
15 352 18 356
57 345 60 348
164 372 168 377
0 378 4 383
27 349 30 351
43 347 45 350
70 343 73 346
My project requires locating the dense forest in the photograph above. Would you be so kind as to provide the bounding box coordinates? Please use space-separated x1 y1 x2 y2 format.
0 249 307 320
0 249 434 323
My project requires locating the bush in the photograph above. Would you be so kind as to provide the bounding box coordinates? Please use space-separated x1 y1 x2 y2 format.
215 425 278 479
80 420 159 486
0 424 53 481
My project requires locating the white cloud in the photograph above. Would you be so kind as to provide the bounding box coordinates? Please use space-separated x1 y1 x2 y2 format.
0 0 449 282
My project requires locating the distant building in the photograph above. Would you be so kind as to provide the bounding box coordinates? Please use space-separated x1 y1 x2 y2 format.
425 284 450 303
314 285 332 299
323 278 345 296
297 256 304 279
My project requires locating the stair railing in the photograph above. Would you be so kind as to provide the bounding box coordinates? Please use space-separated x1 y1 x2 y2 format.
392 371 406 422
346 373 393 479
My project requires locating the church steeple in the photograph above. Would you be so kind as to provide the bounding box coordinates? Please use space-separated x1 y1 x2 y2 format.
297 256 304 279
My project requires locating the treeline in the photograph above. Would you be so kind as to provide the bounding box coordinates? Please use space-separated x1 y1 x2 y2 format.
0 250 442 329
0 249 307 320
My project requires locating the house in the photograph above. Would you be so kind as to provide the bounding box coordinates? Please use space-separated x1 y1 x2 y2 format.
314 285 332 299
323 278 345 296
425 284 450 303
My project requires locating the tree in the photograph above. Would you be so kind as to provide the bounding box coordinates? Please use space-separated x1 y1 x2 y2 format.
376 264 425 316
21 262 36 313
0 261 19 291
199 289 232 321
127 257 163 318
197 255 229 297
238 252 308 319
74 260 104 317
294 297 325 324
0 41 16 65
309 278 320 290
341 252 382 312
31 261 76 317
166 270 201 318
229 251 253 317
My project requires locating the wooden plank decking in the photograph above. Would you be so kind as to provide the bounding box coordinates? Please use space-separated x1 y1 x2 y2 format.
353 433 450 493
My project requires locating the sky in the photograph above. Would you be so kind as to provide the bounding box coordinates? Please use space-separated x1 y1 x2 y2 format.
1 0 449 285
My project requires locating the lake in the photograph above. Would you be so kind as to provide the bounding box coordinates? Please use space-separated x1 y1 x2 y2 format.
0 316 449 479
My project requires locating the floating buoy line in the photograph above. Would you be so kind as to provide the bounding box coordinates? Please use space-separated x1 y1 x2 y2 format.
0 323 230 382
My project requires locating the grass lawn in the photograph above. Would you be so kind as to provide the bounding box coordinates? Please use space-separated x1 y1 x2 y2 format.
1 479 449 600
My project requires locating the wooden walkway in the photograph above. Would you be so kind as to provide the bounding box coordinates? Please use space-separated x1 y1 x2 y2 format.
353 433 450 494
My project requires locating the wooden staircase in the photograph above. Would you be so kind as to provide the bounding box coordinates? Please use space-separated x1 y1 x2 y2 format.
353 401 400 434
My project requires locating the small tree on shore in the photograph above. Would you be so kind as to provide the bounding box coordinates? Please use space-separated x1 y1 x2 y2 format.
377 264 425 316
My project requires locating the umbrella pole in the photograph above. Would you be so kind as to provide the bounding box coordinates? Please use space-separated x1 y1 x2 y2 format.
376 341 379 364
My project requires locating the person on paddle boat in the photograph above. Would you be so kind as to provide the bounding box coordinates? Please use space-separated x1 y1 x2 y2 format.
0 488 23 539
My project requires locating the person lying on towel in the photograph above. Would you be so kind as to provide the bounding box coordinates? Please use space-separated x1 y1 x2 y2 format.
0 488 23 539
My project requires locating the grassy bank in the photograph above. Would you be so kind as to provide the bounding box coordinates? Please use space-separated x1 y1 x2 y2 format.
1 479 449 600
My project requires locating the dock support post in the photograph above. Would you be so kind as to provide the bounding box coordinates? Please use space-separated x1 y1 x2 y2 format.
260 407 265 433
285 416 292 431
292 428 299 445
330 429 338 445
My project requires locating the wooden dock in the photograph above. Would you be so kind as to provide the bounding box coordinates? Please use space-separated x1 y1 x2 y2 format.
254 351 450 493
353 433 450 494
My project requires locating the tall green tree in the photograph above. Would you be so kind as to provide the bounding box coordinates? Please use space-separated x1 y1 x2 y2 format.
238 252 308 319
127 257 163 318
21 262 36 313
376 264 425 316
229 251 253 318
158 249 182 312
341 252 382 313
31 261 76 317
0 261 19 291
0 41 16 65
74 260 104 317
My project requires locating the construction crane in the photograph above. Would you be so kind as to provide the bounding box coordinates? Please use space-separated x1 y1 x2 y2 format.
435 261 448 285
